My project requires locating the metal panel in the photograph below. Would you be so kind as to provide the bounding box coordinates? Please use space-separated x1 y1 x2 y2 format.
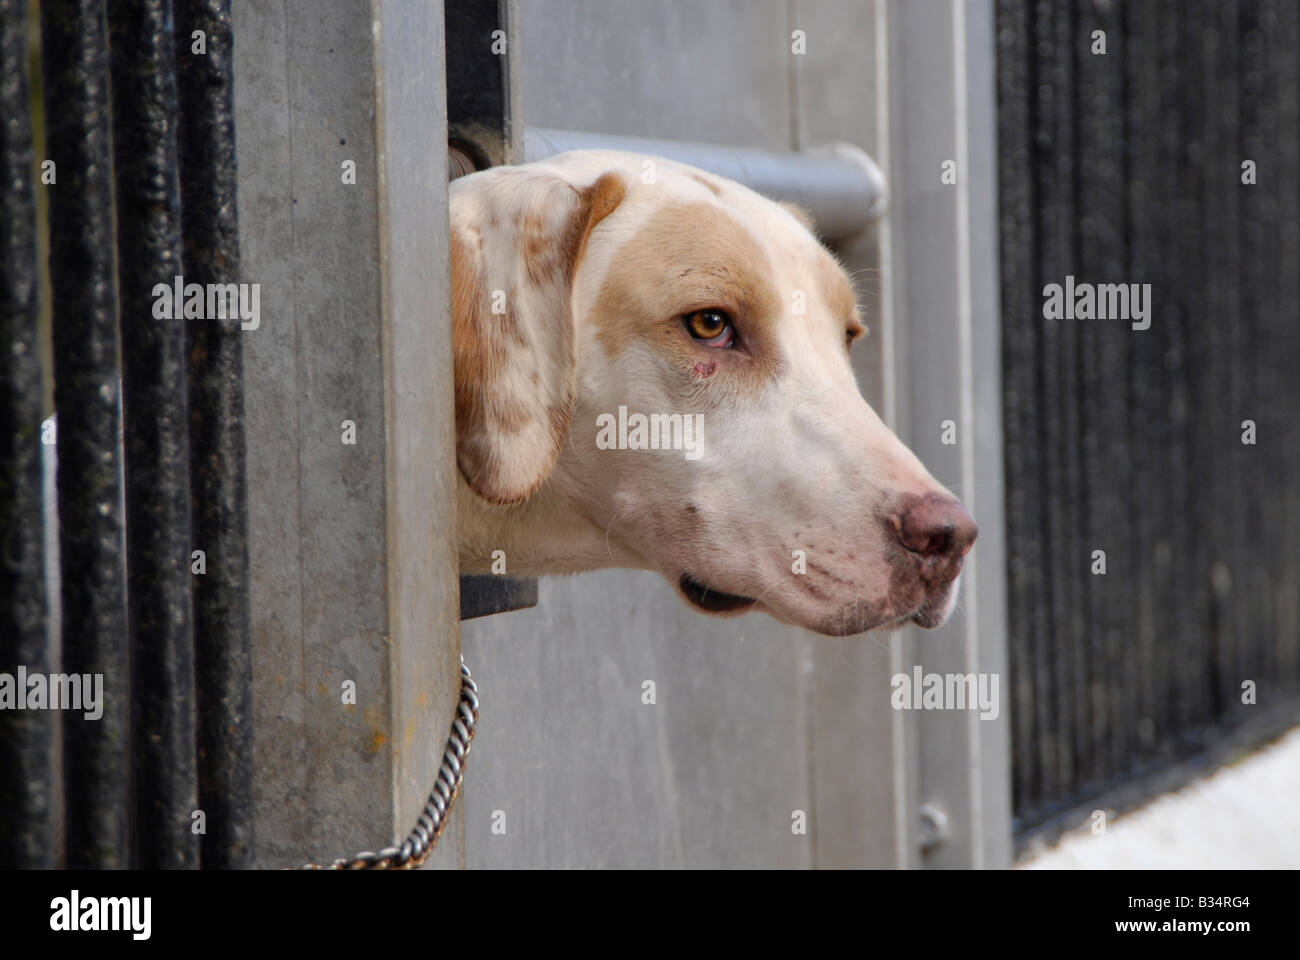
234 0 462 869
516 0 792 151
884 0 1012 869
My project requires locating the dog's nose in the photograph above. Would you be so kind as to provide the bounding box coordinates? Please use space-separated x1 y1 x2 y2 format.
894 496 978 582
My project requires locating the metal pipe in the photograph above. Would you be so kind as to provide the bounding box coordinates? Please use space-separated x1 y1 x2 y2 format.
176 0 253 869
40 0 132 869
0 0 56 869
523 126 887 241
107 0 199 869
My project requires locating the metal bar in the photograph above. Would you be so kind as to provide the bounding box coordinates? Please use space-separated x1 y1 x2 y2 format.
40 0 132 869
458 575 537 621
175 0 253 869
107 0 198 869
0 0 56 868
523 126 887 242
994 0 1038 829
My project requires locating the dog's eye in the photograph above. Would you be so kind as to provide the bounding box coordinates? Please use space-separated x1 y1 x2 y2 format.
683 309 734 347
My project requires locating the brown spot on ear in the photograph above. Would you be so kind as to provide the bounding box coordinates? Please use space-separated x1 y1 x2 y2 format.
688 172 723 197
518 173 626 295
451 226 507 478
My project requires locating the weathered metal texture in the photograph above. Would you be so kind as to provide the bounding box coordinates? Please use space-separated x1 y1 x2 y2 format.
175 0 253 869
39 0 132 869
106 0 199 868
234 0 462 869
0 0 55 868
998 0 1300 843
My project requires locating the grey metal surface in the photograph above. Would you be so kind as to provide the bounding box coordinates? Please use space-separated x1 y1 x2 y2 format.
234 0 462 869
524 127 886 241
883 0 1011 868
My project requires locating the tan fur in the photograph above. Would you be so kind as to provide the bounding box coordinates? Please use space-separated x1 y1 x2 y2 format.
450 170 625 504
688 172 724 197
591 201 784 393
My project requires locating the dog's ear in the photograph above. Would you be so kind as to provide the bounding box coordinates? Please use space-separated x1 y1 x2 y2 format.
449 166 625 505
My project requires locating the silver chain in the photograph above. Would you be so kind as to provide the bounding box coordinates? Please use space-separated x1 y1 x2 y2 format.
301 657 479 870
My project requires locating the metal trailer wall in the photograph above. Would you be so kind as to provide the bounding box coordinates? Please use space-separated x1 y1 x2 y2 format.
459 0 1010 869
997 0 1300 843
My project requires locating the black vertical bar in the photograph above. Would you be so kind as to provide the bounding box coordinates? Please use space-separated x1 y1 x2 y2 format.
1203 0 1242 726
175 0 253 869
1234 0 1267 716
1163 3 1198 743
1255 0 1285 698
1025 0 1058 824
40 0 131 869
0 0 56 868
107 0 199 869
1192 0 1219 737
1032 0 1077 807
1272 0 1300 694
995 0 1038 827
1126 0 1166 764
1075 0 1126 789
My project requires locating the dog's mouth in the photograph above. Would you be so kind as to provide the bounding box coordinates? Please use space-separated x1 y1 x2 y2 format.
678 573 757 613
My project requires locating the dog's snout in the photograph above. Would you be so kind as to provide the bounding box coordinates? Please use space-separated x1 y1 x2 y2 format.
893 496 978 581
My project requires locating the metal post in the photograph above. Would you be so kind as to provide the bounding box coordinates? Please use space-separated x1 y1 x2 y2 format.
175 0 253 869
40 0 133 870
107 0 199 869
234 0 462 868
0 0 55 869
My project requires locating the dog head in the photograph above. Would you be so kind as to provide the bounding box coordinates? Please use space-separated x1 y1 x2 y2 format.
450 150 975 636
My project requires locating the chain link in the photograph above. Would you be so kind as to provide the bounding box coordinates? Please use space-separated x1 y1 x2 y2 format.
301 657 479 870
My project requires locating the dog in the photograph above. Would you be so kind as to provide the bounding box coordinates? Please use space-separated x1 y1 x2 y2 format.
451 150 976 637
